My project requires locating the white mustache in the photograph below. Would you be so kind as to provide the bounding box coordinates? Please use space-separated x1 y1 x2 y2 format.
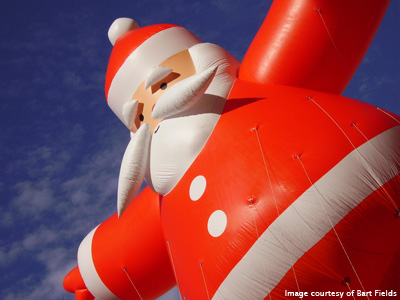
151 66 217 120
117 123 151 217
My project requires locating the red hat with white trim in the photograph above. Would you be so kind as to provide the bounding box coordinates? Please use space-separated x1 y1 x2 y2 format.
105 18 201 127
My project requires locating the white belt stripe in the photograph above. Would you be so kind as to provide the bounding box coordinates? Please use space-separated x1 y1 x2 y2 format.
213 126 400 300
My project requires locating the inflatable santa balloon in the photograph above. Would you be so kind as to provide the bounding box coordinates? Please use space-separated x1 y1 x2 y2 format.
64 0 400 299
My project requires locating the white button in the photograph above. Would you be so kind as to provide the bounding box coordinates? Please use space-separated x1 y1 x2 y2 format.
208 210 227 237
189 175 206 201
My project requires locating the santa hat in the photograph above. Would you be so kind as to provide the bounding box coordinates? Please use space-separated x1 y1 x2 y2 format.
105 18 201 127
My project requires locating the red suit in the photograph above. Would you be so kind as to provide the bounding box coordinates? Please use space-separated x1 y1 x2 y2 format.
161 80 400 299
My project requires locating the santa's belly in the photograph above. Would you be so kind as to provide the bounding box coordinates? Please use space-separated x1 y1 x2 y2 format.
161 84 400 300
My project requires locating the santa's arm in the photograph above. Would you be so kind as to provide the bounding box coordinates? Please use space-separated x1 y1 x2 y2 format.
238 0 390 95
63 267 95 300
63 186 176 300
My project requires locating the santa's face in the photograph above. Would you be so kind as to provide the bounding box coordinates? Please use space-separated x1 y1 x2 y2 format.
130 50 196 132
117 43 240 215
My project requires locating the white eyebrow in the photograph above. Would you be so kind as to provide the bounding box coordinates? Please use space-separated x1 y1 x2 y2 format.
144 66 173 89
122 99 138 132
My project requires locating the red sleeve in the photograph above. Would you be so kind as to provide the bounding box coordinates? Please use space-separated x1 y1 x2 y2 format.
238 0 390 95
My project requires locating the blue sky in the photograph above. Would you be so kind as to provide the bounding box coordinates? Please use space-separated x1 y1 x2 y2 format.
0 1 398 299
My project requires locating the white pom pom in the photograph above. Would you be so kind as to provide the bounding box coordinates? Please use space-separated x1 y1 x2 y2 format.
108 18 139 46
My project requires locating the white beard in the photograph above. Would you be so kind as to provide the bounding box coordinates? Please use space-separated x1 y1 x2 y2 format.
117 43 239 216
146 43 239 195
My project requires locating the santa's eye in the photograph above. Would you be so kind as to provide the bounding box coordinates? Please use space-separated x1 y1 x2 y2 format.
150 73 179 94
160 82 168 90
139 114 144 121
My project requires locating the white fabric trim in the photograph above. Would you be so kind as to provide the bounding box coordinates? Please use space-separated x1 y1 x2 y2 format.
78 226 120 300
107 27 200 127
213 126 400 300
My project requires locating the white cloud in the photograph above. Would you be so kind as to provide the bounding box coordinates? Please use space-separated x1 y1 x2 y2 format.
0 211 14 227
22 227 59 250
0 243 23 267
11 180 54 217
2 103 128 299
2 247 77 300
